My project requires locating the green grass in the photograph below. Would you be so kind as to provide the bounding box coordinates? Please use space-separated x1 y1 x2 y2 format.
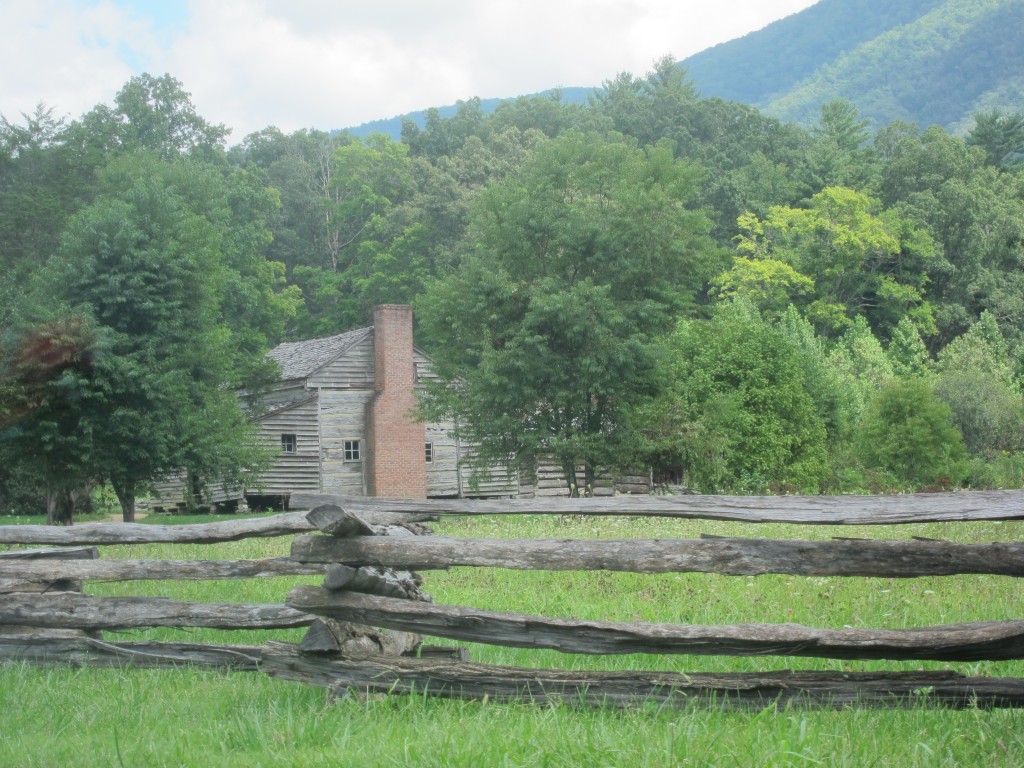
2 514 1024 767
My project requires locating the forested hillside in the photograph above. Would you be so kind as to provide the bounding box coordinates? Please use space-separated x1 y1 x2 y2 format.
684 0 1024 132
683 0 945 108
3 59 1024 517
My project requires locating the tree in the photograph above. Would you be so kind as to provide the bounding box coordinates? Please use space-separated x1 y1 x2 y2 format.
933 312 1024 456
734 186 936 337
855 379 966 489
967 110 1024 170
101 73 229 160
653 300 829 493
24 153 283 520
887 315 931 378
418 131 720 494
0 316 98 523
801 99 877 192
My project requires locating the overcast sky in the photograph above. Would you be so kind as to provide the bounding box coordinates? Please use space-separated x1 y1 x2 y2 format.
3 0 818 143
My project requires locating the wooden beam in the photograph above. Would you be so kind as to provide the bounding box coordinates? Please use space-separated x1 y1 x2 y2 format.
0 557 325 583
257 642 1024 710
3 635 1022 709
0 512 316 546
290 533 1024 578
0 635 265 669
0 546 99 560
288 588 1024 662
0 592 314 630
0 545 98 594
323 564 426 600
306 504 377 537
289 489 1024 525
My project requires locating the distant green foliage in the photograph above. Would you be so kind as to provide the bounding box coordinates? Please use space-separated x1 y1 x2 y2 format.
5 48 1024 507
757 0 1024 133
682 0 945 109
934 313 1024 455
855 378 967 488
417 131 719 494
656 300 830 493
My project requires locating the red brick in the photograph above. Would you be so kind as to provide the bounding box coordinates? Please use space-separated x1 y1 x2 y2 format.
366 305 427 499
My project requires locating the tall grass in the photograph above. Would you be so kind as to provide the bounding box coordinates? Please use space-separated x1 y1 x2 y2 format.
2 513 1024 767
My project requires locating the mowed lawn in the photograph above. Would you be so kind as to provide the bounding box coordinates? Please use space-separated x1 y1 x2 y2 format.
2 512 1024 767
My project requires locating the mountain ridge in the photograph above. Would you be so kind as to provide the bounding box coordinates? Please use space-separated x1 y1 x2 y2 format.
343 0 1024 139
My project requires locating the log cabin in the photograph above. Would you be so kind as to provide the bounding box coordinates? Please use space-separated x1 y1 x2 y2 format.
154 305 520 511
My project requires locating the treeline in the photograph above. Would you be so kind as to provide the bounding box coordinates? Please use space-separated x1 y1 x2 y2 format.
3 61 1024 514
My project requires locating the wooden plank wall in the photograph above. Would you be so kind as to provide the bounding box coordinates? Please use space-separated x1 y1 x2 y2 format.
258 383 310 410
309 334 374 389
426 419 460 497
319 390 373 496
532 459 652 498
457 449 520 498
258 397 321 495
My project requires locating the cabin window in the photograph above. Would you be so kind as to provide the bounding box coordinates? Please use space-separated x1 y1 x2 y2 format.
280 434 296 454
344 439 361 462
424 442 434 464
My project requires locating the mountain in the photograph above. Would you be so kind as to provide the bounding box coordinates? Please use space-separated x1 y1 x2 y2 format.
341 0 1024 139
345 88 594 139
683 0 1024 133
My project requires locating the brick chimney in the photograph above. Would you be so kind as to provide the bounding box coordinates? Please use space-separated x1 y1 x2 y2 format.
365 304 427 498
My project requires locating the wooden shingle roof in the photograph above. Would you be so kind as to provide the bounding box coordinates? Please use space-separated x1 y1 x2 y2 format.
266 327 372 380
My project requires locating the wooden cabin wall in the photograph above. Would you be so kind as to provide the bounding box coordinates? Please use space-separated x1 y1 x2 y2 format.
308 334 374 389
258 384 309 411
318 390 373 496
257 396 321 496
425 420 460 497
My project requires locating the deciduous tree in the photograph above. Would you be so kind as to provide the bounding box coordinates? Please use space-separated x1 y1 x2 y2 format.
418 131 720 494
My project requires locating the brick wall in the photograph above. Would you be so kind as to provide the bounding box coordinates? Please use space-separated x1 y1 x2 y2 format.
365 305 427 498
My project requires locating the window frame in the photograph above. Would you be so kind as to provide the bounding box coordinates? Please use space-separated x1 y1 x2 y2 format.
343 439 362 462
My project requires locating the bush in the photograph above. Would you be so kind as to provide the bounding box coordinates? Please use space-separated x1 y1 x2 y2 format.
854 379 967 489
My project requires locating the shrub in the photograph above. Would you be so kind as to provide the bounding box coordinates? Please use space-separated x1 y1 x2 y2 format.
854 379 967 489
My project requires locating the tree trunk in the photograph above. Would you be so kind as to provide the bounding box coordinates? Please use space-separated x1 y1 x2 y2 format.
561 460 580 497
112 480 136 523
45 487 74 526
584 463 597 498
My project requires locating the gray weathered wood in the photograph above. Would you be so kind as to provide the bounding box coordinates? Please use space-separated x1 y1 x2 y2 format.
0 579 83 594
323 564 426 600
2 634 1021 709
0 545 98 594
0 512 316 545
306 504 377 536
299 618 421 656
0 546 99 560
288 588 1024 662
290 533 1024 578
257 643 1024 709
0 592 314 630
289 489 1024 525
0 557 325 583
291 495 438 524
0 635 265 669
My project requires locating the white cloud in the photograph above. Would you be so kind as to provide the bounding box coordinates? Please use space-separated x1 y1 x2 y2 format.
0 0 818 141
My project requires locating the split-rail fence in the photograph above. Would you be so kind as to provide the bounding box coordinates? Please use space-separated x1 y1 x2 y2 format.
2 490 1024 709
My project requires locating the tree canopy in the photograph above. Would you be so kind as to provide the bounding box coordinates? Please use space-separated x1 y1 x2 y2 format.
4 60 1024 512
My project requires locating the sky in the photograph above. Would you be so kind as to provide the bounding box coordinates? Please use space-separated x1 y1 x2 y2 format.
2 0 819 143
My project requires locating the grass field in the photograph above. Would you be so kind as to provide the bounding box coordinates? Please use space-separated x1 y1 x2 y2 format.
2 512 1024 767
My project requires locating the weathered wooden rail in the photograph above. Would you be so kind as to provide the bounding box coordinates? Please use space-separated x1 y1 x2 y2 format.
1 490 1024 710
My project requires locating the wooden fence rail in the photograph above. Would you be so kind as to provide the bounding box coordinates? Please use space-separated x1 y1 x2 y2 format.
291 533 1024 578
292 489 1024 525
2 490 1024 709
